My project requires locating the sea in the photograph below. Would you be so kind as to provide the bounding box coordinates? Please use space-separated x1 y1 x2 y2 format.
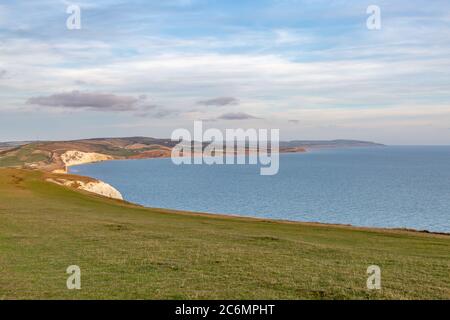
69 146 450 233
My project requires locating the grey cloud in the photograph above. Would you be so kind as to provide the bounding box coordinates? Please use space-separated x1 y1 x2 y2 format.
133 104 159 117
153 109 179 119
134 106 178 119
0 70 6 78
26 91 140 112
74 80 88 86
140 104 158 111
199 118 217 122
197 97 239 107
217 112 259 120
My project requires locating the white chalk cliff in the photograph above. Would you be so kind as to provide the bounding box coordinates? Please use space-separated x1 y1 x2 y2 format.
60 150 114 167
47 178 123 200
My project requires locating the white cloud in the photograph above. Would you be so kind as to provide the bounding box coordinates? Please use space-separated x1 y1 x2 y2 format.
1 0 450 143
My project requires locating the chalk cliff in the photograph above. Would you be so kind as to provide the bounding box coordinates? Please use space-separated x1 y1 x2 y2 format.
60 150 114 167
47 177 123 200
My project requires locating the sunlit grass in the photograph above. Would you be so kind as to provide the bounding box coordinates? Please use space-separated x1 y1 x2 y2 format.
0 168 448 299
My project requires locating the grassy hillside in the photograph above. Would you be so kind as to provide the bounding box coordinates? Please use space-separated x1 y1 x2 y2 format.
0 168 448 299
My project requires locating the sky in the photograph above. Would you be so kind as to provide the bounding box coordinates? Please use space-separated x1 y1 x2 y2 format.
0 0 449 144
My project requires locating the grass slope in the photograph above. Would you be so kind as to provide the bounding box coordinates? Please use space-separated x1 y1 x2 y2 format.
0 168 449 299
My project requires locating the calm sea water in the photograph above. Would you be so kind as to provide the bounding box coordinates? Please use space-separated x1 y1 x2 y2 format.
70 146 450 232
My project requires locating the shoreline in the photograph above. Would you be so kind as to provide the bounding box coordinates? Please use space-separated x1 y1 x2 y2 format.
61 155 450 237
117 202 450 237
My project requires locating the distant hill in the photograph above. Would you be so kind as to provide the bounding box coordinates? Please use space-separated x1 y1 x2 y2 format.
0 137 383 172
280 139 384 149
0 141 32 151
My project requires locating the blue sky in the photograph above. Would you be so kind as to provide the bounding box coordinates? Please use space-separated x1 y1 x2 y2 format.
0 0 449 144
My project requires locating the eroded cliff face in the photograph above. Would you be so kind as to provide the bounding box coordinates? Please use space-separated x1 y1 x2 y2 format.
45 151 123 200
47 177 123 200
60 150 114 167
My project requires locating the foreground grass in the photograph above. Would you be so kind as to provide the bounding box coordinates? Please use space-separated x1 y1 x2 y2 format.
0 169 449 300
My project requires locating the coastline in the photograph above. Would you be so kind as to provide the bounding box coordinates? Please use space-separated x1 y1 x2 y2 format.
4 143 446 236
63 154 450 237
110 201 450 237
59 148 304 200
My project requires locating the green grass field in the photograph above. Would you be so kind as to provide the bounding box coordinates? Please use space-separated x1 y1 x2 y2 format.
0 168 449 299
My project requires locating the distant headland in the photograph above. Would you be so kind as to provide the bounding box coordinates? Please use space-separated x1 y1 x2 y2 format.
0 137 383 172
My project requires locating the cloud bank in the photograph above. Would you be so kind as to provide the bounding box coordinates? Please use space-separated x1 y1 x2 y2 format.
197 97 239 107
217 112 259 120
26 91 141 111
